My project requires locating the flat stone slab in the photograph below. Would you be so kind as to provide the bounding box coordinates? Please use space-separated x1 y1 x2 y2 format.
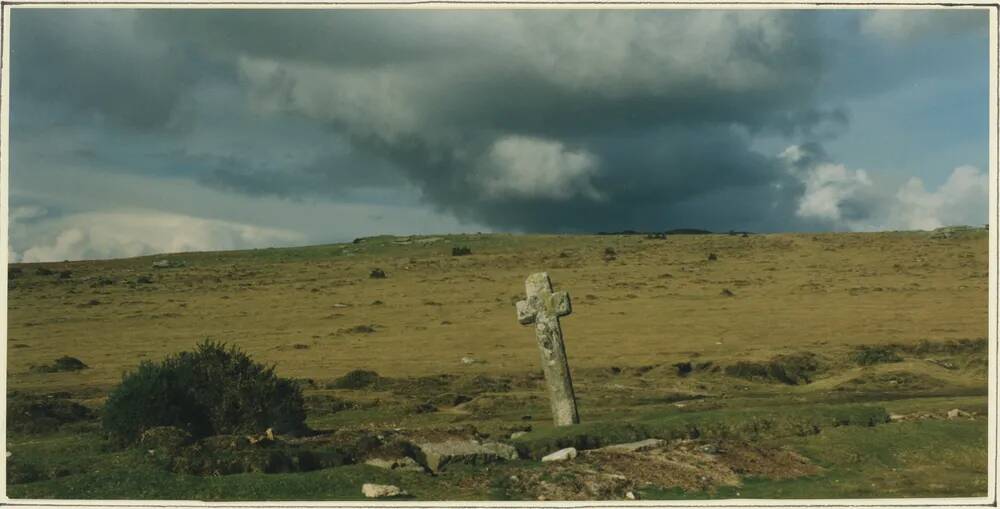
596 438 665 453
364 456 425 472
415 440 519 473
541 447 578 462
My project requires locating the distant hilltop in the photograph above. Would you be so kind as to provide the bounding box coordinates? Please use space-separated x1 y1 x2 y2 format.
595 229 749 236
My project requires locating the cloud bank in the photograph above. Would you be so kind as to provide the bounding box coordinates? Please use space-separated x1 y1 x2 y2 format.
8 9 990 261
11 210 305 263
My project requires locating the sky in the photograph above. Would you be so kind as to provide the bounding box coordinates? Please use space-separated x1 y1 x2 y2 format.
8 8 992 262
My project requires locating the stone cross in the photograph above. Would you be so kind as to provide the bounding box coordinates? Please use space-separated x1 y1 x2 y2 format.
515 272 580 426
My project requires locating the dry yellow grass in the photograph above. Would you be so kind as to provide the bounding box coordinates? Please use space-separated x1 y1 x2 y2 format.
7 230 989 395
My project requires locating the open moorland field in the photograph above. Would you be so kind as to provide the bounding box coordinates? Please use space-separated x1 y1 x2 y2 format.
5 228 991 500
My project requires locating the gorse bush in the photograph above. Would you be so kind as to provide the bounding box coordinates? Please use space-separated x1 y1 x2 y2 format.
102 340 306 446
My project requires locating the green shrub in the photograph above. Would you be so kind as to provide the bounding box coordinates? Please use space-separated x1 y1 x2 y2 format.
102 340 306 446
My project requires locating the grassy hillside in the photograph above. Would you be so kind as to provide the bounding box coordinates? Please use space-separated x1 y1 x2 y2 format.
5 229 990 500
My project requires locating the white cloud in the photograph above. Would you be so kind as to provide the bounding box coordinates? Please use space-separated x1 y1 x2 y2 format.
475 135 603 201
781 145 877 228
889 165 988 230
12 210 306 263
781 144 988 231
795 163 874 224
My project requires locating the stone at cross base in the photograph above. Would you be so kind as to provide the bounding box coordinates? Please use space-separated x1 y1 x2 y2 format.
515 272 580 426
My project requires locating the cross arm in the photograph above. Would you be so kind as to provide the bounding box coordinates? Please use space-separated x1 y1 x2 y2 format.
550 291 571 317
516 299 537 325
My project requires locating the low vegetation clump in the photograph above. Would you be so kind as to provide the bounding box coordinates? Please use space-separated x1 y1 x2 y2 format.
30 356 89 373
102 340 307 446
163 435 351 475
902 337 987 356
852 345 902 366
725 353 822 385
7 391 94 434
452 246 472 256
328 369 383 389
369 268 387 279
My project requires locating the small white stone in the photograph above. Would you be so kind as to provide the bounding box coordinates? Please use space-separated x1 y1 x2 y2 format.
625 491 637 500
541 447 577 462
362 483 406 498
510 431 527 439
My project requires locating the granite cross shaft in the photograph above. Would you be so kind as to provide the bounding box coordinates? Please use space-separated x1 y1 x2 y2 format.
516 272 580 426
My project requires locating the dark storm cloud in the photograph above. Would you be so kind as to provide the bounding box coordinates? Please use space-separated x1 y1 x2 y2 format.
155 9 838 232
186 150 405 201
10 8 989 235
11 10 235 131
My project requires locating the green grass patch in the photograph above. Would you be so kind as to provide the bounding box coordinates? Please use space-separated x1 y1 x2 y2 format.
513 403 889 459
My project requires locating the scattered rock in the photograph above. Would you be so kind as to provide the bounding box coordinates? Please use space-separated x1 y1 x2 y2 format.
947 408 971 419
415 440 519 472
452 246 472 256
136 275 154 284
720 288 734 297
707 253 718 261
369 268 387 279
699 443 720 454
362 483 407 498
625 491 637 500
461 356 483 365
35 267 55 276
673 362 693 376
541 447 578 462
603 247 617 262
510 431 527 440
58 270 73 279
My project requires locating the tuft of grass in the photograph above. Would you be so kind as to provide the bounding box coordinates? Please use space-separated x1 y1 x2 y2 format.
327 369 383 390
512 403 889 460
